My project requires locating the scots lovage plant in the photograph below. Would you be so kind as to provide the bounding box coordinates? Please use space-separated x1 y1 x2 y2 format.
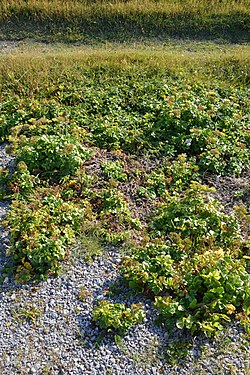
154 248 250 336
6 161 36 198
121 182 250 335
140 154 200 199
4 193 86 281
148 85 249 174
97 188 141 230
151 182 240 253
101 160 128 182
92 300 146 335
122 243 250 336
16 134 92 178
121 241 177 294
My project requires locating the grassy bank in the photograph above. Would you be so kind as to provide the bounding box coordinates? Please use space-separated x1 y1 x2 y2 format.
0 0 249 43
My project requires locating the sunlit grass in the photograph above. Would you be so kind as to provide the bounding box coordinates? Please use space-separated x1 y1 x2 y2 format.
0 0 249 43
1 0 249 20
0 45 249 96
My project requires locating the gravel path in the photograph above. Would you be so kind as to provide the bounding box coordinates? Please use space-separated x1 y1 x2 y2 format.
0 143 249 375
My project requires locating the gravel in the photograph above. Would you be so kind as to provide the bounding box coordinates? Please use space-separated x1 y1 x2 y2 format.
0 143 249 375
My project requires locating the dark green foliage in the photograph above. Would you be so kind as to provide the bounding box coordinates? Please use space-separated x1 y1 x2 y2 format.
121 183 250 336
2 71 249 175
5 193 86 281
17 134 92 178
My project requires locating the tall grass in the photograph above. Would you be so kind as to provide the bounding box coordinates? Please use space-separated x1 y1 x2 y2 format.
1 0 249 20
0 0 249 43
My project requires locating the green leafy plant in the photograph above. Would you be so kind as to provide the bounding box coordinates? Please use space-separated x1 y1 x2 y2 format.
4 193 86 281
143 170 167 199
121 241 176 294
139 154 200 200
6 161 36 198
163 154 200 191
122 242 250 336
154 248 250 336
92 300 146 335
101 160 128 182
0 53 249 344
98 188 141 230
121 182 250 336
0 167 10 199
17 134 92 178
151 182 240 253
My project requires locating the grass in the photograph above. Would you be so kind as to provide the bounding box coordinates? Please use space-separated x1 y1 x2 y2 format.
0 44 249 95
0 0 249 43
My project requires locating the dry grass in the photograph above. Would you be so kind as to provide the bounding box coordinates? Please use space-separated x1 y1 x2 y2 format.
0 44 249 97
1 43 250 69
0 0 249 20
0 0 249 44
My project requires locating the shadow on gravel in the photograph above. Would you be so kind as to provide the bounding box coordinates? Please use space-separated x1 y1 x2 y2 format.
75 268 193 370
